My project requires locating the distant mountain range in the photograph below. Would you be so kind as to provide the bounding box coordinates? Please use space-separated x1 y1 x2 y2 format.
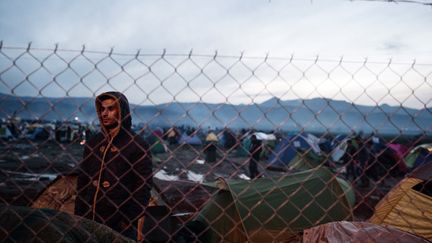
1 93 431 135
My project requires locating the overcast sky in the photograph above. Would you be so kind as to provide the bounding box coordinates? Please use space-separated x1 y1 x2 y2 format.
1 0 432 57
0 0 431 108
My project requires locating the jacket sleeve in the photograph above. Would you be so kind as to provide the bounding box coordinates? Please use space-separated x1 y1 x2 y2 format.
74 143 92 217
125 139 153 222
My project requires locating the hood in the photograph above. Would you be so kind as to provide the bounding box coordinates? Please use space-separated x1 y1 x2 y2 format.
95 91 132 137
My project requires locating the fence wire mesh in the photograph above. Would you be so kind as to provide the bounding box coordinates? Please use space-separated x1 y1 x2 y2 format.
0 44 431 242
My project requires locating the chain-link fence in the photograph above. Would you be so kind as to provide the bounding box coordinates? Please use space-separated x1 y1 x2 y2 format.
0 44 431 242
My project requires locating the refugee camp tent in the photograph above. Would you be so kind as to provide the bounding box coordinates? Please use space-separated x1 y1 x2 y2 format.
369 162 432 240
32 175 166 213
0 124 14 140
318 138 333 154
146 129 168 154
0 204 133 242
404 144 432 169
303 221 429 243
266 133 321 171
253 132 276 141
195 167 353 242
27 125 54 141
386 143 409 173
32 175 77 214
330 135 351 163
332 134 349 146
253 132 277 159
287 150 329 172
179 132 203 146
236 135 252 157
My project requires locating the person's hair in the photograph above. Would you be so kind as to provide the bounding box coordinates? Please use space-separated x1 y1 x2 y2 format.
97 94 116 102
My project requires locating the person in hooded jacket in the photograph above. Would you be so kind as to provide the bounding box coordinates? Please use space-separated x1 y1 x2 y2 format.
74 91 153 240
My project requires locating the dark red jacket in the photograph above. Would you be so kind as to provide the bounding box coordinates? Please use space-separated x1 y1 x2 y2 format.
74 92 153 233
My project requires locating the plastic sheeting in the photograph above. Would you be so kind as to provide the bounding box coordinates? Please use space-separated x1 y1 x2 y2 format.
303 221 429 243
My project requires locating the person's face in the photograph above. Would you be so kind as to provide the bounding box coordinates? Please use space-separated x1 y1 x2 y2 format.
100 98 119 127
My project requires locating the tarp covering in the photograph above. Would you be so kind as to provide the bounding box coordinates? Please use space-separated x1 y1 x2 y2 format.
409 160 432 181
404 143 432 169
303 221 429 243
32 175 77 214
369 162 432 240
0 204 133 242
196 167 353 242
179 133 203 145
253 132 276 141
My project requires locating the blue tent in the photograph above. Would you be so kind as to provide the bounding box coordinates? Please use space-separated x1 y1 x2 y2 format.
179 132 203 146
266 133 321 170
405 144 432 169
331 134 349 148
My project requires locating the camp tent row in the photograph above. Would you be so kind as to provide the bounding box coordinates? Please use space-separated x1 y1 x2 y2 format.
147 129 432 174
316 134 431 172
22 152 432 242
28 166 354 242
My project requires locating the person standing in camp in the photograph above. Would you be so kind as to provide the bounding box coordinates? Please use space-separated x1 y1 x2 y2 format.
204 131 218 163
166 126 179 145
74 91 153 240
249 134 262 179
344 140 357 181
355 137 371 188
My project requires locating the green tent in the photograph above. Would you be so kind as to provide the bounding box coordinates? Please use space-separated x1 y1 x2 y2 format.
404 144 432 169
147 134 167 154
196 167 353 242
236 137 251 157
288 150 326 171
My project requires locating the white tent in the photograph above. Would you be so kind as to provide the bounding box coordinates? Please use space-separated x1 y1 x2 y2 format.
253 132 276 141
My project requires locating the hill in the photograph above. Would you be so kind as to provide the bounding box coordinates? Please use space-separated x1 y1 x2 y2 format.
1 93 430 134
